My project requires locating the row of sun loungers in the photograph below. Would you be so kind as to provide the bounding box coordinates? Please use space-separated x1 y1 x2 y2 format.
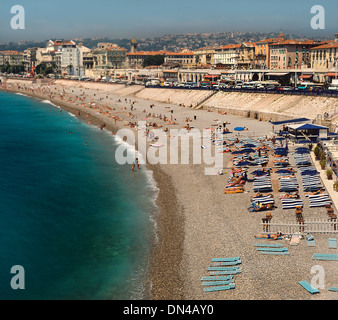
248 194 275 212
201 257 241 292
306 193 332 207
253 175 272 193
254 242 290 255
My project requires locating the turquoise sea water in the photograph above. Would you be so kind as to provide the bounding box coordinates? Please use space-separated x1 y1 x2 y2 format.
0 91 157 300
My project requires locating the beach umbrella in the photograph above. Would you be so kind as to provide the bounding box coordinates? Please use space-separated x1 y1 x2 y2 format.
236 161 252 167
231 150 243 155
275 169 294 175
294 149 310 154
243 143 256 148
241 148 255 153
297 139 312 144
251 170 267 176
275 137 285 141
234 127 245 131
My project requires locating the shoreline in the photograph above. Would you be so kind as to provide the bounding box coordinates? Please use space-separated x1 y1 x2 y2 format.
0 85 185 300
3 80 338 300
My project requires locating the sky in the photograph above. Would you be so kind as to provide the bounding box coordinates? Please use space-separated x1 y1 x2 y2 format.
0 0 337 43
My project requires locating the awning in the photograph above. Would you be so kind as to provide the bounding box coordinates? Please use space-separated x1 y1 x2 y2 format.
326 73 338 77
271 118 309 126
288 123 329 130
299 74 313 79
265 72 289 76
204 74 219 78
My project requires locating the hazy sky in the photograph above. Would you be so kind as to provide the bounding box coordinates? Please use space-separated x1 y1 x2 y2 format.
0 0 337 42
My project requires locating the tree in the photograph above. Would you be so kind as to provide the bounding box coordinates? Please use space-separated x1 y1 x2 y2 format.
142 55 165 67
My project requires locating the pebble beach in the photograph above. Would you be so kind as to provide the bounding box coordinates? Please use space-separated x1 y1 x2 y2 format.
1 79 338 300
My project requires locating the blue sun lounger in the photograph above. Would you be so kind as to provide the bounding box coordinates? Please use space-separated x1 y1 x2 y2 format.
210 260 242 266
208 266 239 271
209 269 241 275
201 275 233 281
203 283 235 292
312 254 338 261
328 287 338 292
329 238 337 249
201 279 235 286
254 243 284 248
298 281 320 294
256 247 288 252
211 257 240 262
258 251 289 255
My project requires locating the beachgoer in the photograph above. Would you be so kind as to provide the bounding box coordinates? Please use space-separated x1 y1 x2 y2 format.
254 232 282 240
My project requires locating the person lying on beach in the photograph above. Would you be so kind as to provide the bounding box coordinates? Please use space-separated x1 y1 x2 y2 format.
254 232 283 240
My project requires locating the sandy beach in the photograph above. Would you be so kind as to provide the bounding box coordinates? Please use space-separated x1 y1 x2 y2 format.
2 79 338 300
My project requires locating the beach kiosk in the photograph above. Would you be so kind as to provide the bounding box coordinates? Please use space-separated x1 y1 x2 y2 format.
286 123 329 142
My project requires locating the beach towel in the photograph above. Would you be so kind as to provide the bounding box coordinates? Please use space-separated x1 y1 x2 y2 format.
290 234 301 246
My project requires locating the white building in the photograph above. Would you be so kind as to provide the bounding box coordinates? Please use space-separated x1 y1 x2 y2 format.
214 44 241 68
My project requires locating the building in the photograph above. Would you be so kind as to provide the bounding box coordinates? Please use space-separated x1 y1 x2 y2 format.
92 43 127 70
126 50 167 69
193 47 216 68
0 50 26 66
311 34 338 83
270 39 317 69
164 50 194 69
213 44 241 69
236 42 256 69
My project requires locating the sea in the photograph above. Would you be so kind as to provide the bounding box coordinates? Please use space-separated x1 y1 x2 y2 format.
0 91 158 300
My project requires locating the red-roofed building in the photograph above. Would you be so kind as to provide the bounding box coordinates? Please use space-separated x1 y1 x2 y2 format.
164 50 194 69
270 39 319 69
310 34 338 83
126 50 168 68
254 33 286 69
214 44 241 69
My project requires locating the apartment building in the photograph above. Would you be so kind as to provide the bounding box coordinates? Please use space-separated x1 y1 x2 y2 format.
213 44 241 69
270 39 317 69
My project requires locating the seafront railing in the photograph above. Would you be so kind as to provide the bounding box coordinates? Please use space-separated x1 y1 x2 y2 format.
260 219 338 235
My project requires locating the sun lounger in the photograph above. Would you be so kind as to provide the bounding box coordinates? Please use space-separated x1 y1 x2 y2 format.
203 283 235 292
201 279 235 286
209 270 241 275
329 238 337 249
210 260 242 266
312 253 338 261
256 247 288 252
201 275 233 281
207 266 239 271
258 251 290 255
211 257 240 262
328 287 338 292
298 281 320 294
254 243 284 247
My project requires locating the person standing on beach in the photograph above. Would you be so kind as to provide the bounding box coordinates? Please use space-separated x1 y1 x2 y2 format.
132 163 135 172
136 158 140 170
